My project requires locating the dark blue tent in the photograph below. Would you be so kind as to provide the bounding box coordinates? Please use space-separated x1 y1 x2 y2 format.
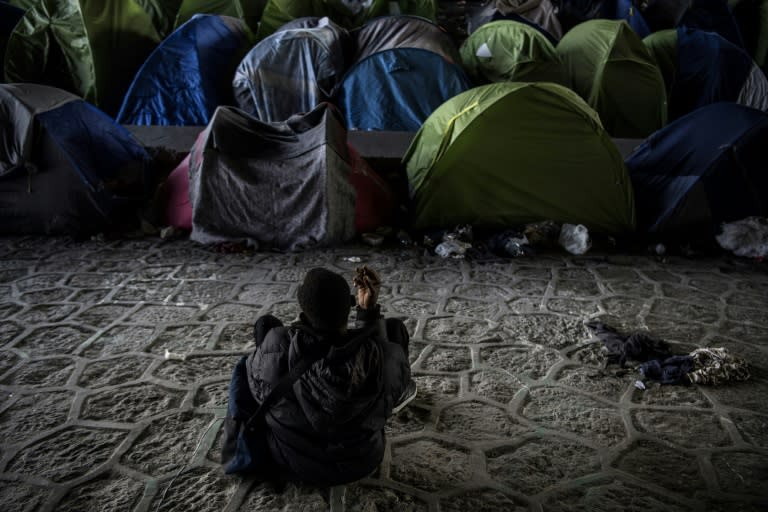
1 84 151 235
679 0 745 48
637 0 691 32
626 103 768 235
603 0 651 37
117 14 250 126
671 28 767 120
0 1 24 76
337 48 471 131
549 1 651 35
552 0 605 32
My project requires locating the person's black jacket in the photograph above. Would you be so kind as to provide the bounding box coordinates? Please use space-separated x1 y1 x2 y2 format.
245 307 410 485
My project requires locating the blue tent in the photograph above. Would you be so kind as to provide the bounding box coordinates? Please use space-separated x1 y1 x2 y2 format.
117 14 250 126
337 48 471 131
0 2 24 75
603 0 651 37
549 0 605 33
1 84 151 235
679 0 745 48
671 28 767 120
626 102 768 235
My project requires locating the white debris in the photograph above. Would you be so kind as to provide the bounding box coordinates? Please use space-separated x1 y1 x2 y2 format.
164 349 187 361
559 223 591 255
716 217 768 258
435 239 472 258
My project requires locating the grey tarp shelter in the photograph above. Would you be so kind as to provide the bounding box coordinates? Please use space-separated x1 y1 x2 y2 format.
351 15 460 64
189 103 356 250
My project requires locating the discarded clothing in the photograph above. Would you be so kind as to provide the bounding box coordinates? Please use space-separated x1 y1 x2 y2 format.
687 347 751 385
588 322 751 386
586 321 672 367
639 355 695 385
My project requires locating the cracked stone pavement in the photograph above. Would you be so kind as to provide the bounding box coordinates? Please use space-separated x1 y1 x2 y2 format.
0 236 767 511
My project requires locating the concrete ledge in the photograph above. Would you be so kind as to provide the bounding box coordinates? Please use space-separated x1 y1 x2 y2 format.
126 125 644 166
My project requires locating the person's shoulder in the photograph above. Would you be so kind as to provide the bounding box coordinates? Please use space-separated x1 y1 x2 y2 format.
259 325 292 353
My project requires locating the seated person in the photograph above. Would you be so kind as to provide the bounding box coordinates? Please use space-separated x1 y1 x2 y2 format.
227 266 415 485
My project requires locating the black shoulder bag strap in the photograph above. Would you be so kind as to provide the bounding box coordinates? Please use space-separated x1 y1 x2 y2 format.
244 323 376 430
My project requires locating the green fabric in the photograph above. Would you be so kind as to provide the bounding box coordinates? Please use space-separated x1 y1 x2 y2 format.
174 0 265 31
557 19 667 138
256 0 433 40
459 20 564 85
5 0 162 116
404 82 635 233
176 0 240 26
133 0 183 36
395 0 436 20
643 29 678 97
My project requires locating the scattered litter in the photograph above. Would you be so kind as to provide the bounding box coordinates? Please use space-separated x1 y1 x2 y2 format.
444 224 473 243
559 223 591 255
361 233 385 247
716 216 768 258
164 349 187 361
160 225 183 240
422 233 438 249
634 380 646 390
435 239 472 258
342 256 363 263
524 220 561 248
501 234 529 257
396 229 413 246
487 229 531 258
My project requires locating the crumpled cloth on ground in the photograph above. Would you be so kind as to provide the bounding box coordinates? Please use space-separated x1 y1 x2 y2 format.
639 355 694 385
588 322 750 386
586 321 672 367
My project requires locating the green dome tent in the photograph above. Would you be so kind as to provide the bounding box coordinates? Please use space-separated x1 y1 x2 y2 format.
4 0 164 116
642 29 677 97
404 82 635 233
459 20 564 85
173 0 264 32
556 19 667 138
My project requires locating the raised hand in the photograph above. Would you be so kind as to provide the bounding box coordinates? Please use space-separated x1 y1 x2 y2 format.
353 266 381 310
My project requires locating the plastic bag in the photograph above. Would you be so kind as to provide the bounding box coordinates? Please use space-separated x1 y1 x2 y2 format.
559 223 591 255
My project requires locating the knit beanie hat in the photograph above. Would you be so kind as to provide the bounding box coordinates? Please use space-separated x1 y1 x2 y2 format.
297 268 351 332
